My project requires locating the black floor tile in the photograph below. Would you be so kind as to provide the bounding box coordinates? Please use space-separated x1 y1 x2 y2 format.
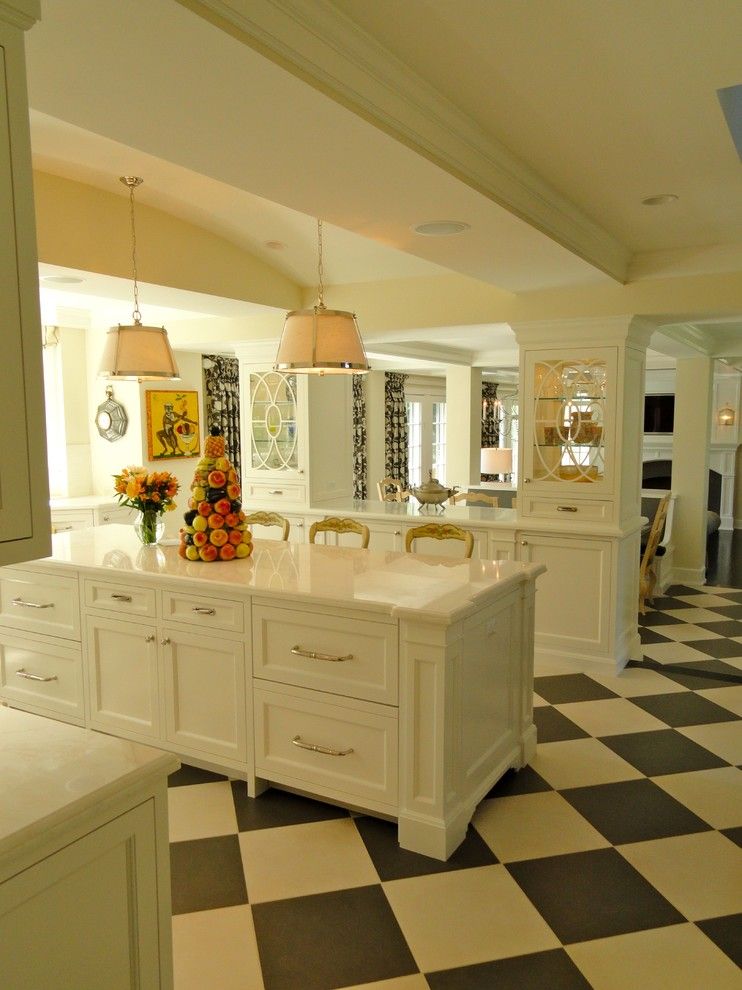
639 627 672 645
533 673 618 705
665 585 705 596
638 611 686 627
507 848 684 944
484 765 552 799
697 619 742 637
167 764 228 787
721 826 742 848
696 913 742 967
170 835 248 914
534 706 590 743
600 729 729 776
652 662 742 689
651 596 695 610
629 691 739 727
560 778 712 844
710 604 742 620
231 781 349 831
686 637 742 660
251 885 418 990
355 816 496 882
426 948 592 989
713 590 742 604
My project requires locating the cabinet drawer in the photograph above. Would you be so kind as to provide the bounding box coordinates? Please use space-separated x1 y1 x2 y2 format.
0 569 80 641
244 480 307 503
254 684 398 810
253 604 397 705
521 495 613 522
161 591 244 634
94 505 134 526
0 630 83 722
50 509 95 534
84 579 157 618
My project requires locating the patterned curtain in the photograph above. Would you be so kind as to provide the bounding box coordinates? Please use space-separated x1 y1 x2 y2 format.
385 372 409 489
202 354 241 478
352 375 367 500
481 382 500 481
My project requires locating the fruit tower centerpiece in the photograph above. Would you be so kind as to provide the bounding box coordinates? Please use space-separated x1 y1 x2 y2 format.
179 427 252 562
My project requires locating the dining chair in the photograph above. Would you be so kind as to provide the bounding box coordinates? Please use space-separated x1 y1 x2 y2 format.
309 516 370 548
449 491 499 508
404 522 475 559
244 510 290 542
639 493 671 614
377 477 410 502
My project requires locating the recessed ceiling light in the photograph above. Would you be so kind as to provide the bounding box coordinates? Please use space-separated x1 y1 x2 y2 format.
265 240 286 250
412 220 471 236
41 275 85 284
641 194 679 206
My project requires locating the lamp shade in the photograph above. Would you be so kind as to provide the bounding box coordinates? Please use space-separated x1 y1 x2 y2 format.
274 306 369 374
481 447 513 475
99 324 180 380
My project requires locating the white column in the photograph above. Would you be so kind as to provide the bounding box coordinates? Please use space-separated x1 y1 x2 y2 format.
445 366 481 489
672 356 713 584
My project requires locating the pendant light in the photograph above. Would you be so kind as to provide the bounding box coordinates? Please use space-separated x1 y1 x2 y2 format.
99 176 180 380
274 218 369 375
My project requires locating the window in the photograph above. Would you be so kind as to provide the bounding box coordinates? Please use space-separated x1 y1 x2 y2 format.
406 376 446 484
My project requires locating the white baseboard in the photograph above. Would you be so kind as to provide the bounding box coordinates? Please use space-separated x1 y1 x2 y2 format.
673 566 706 586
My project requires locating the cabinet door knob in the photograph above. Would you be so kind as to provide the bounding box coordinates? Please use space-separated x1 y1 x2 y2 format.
296 521 304 528
160 637 171 646
394 530 401 536
145 634 155 643
102 515 110 522
523 478 531 483
521 540 528 546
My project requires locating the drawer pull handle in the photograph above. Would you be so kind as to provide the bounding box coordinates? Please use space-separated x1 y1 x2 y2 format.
111 593 132 602
291 645 353 663
16 668 58 683
557 505 578 513
102 515 110 522
55 525 74 532
292 735 353 757
192 607 216 615
11 597 55 610
268 489 284 495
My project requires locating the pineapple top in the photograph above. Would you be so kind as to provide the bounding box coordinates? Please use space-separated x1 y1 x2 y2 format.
204 433 226 459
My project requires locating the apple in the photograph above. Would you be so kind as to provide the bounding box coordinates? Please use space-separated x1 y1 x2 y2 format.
224 512 240 528
192 516 208 533
185 545 200 561
207 513 225 530
226 482 241 499
228 528 243 545
198 502 211 517
192 531 208 547
227 469 237 483
214 498 232 516
209 528 228 546
208 470 227 488
235 543 251 558
199 544 218 562
219 544 236 561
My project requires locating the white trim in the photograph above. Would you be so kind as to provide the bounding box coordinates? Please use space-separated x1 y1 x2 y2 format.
674 566 707 586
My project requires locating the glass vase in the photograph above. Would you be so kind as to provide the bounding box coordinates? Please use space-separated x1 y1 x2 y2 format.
134 508 165 546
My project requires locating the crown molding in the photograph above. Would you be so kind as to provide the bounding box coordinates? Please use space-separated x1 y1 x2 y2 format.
0 0 39 30
177 0 629 283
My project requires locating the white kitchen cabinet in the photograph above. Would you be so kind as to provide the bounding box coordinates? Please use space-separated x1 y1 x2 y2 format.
0 707 177 990
50 508 95 534
0 6 51 568
236 353 354 509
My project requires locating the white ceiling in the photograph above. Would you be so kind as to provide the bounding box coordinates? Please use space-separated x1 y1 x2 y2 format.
24 0 742 369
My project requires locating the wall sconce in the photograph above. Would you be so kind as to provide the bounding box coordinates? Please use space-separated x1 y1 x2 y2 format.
718 405 736 428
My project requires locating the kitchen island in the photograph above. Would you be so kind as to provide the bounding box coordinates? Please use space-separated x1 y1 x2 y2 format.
0 526 543 860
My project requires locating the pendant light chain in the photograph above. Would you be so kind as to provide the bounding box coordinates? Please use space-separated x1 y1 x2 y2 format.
316 217 325 309
121 176 143 325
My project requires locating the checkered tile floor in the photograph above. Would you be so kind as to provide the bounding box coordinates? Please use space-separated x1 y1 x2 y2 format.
169 585 742 990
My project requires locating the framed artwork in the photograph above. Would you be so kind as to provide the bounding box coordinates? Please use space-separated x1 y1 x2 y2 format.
145 389 201 460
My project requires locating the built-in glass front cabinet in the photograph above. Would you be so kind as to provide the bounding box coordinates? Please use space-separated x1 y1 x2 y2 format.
248 371 299 471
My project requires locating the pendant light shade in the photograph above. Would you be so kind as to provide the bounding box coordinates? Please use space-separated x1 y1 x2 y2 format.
99 176 180 381
274 219 369 375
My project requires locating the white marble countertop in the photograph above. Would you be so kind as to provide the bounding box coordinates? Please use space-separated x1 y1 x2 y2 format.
0 707 178 859
27 525 544 622
310 497 517 526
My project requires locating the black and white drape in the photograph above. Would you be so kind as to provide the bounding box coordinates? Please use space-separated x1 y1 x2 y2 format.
385 372 409 489
352 375 367 500
202 354 241 478
481 381 500 481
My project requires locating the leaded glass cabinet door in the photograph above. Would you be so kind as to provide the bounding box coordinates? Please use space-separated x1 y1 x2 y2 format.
523 351 614 494
249 371 300 472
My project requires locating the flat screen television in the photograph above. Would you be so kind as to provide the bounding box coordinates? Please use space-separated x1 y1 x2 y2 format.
644 394 674 433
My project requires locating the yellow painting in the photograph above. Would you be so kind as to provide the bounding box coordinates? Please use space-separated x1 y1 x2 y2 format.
145 390 201 460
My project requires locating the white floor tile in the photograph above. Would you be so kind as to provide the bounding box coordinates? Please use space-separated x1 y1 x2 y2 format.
168 781 238 843
172 905 264 990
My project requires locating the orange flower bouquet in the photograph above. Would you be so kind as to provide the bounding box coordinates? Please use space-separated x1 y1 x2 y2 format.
113 467 179 545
